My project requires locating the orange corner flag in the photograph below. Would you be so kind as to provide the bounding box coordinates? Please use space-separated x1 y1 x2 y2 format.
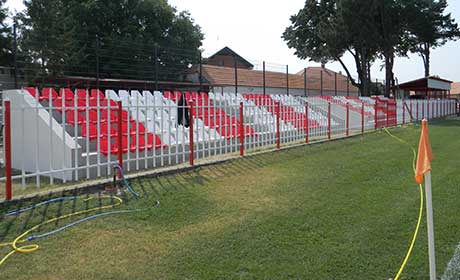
415 119 433 184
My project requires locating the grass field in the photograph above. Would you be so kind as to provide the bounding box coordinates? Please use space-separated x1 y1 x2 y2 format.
1 118 460 279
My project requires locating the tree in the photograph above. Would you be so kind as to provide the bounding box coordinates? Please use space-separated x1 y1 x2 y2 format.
0 0 13 66
404 0 460 77
283 0 381 96
18 0 204 82
374 0 406 97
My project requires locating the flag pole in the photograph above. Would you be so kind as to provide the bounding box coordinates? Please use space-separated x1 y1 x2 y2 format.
424 171 436 280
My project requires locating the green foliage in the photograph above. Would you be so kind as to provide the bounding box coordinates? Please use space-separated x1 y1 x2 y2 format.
284 0 459 95
0 0 13 66
17 0 204 82
403 0 460 76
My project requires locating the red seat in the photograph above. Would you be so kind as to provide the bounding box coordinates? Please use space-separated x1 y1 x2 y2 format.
65 111 86 126
90 89 105 99
41 88 59 101
76 89 89 100
82 123 117 140
59 88 74 100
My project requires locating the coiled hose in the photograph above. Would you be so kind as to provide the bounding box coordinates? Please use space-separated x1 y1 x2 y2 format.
0 165 158 267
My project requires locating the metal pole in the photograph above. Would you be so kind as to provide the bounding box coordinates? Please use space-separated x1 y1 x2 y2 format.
425 171 437 280
276 102 280 149
347 77 350 97
346 102 349 137
305 101 309 143
234 56 238 95
286 65 289 96
13 22 18 88
189 102 194 165
117 101 123 176
96 35 100 89
239 102 244 156
304 68 307 97
334 72 337 96
154 45 159 91
328 102 331 139
320 69 323 96
199 51 203 92
263 61 266 95
361 102 365 135
4 99 12 200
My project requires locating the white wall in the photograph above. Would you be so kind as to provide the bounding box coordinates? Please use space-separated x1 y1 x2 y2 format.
4 90 80 180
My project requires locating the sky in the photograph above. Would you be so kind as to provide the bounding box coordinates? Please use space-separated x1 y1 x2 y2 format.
6 0 460 83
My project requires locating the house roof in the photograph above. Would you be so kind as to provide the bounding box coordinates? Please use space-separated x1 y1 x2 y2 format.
451 82 460 95
397 76 452 91
199 65 358 92
208 47 254 69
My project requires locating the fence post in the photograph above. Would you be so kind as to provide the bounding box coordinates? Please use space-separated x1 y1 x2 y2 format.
276 101 280 149
334 72 337 96
117 101 123 174
416 101 419 121
263 61 266 95
346 102 349 137
234 56 238 95
13 22 18 88
403 100 406 125
199 51 203 92
328 102 331 140
386 102 389 127
286 65 289 96
374 102 378 130
304 68 307 97
4 99 12 200
189 102 194 165
320 69 323 96
239 102 244 156
361 102 365 135
305 101 309 143
154 45 159 91
95 35 100 90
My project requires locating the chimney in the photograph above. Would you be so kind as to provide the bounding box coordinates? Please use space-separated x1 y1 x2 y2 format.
321 62 326 69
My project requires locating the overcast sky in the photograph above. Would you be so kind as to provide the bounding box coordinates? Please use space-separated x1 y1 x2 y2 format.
7 0 460 83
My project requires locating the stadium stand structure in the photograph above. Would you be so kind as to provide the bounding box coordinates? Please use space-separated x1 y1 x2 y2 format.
2 88 456 185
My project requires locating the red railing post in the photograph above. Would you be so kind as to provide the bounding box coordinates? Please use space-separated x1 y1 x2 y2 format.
4 100 12 201
346 102 349 137
239 102 244 156
327 102 331 140
189 102 194 165
276 101 280 149
402 100 406 125
305 101 309 144
117 101 123 175
361 102 364 136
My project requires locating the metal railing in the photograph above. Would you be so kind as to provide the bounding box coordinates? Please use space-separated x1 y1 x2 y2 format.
1 88 458 199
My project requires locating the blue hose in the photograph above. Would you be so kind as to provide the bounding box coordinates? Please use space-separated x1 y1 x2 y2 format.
27 200 160 241
5 196 78 217
113 164 140 198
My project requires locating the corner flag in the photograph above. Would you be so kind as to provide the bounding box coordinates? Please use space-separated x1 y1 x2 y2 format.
415 119 433 184
415 119 436 280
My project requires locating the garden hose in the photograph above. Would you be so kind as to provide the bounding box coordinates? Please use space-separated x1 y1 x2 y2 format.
0 165 157 267
383 127 424 280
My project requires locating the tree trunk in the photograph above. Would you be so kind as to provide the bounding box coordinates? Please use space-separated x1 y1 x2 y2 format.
424 43 430 77
384 50 394 98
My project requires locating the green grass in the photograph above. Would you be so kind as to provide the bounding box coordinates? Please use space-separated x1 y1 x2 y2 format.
1 119 460 279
